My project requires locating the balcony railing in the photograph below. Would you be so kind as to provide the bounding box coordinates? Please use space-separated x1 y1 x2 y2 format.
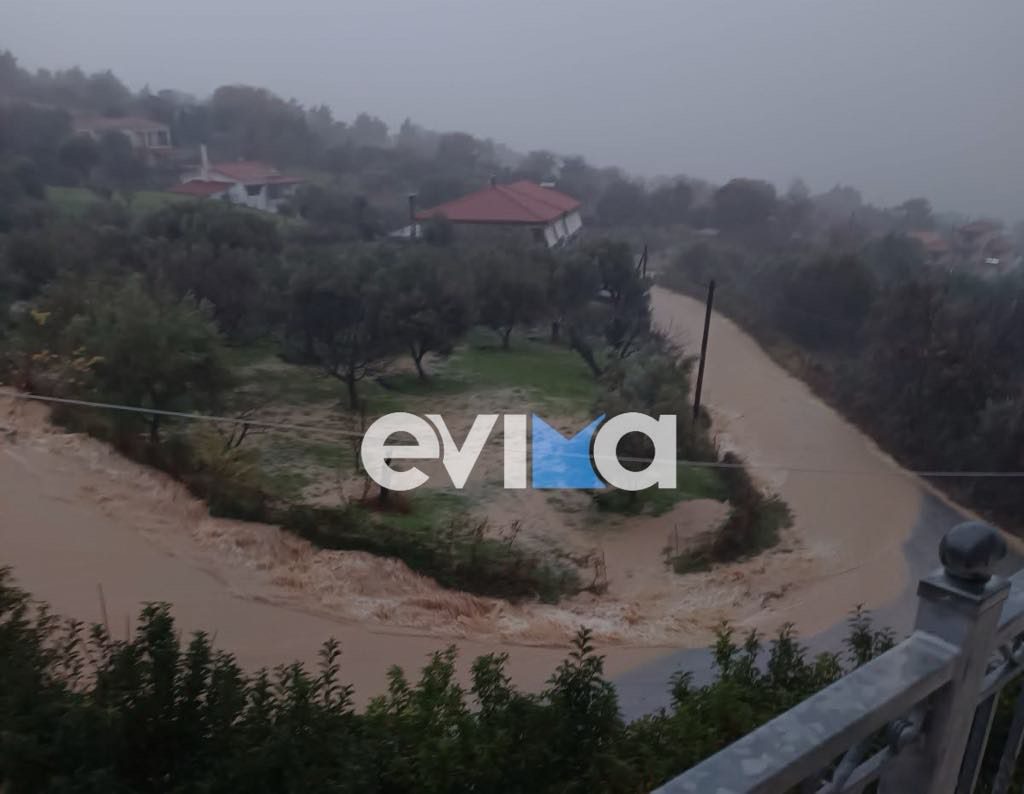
654 522 1024 794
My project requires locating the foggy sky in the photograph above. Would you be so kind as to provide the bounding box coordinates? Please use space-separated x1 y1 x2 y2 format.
5 0 1024 221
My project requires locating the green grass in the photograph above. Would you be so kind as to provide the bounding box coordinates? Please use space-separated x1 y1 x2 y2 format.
592 465 728 517
45 185 302 228
364 372 469 413
221 334 600 525
234 359 343 406
382 490 473 532
444 329 598 411
128 189 191 214
260 434 354 471
46 186 190 217
227 331 598 417
46 186 102 215
264 468 315 501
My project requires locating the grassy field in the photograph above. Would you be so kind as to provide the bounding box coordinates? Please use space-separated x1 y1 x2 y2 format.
228 329 599 414
47 186 190 217
220 331 728 545
45 186 303 229
222 331 601 512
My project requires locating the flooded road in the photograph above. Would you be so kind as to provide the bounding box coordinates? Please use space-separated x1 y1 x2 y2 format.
650 286 926 637
612 287 980 717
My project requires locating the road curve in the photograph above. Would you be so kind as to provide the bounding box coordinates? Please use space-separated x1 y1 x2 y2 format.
615 287 1013 719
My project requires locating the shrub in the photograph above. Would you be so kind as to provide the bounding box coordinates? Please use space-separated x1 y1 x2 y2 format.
668 452 791 573
0 572 897 793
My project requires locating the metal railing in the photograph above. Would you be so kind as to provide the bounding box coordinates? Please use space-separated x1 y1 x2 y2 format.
654 522 1024 794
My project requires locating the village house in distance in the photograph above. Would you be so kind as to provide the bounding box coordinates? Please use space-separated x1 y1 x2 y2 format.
396 179 583 247
72 115 173 151
170 145 303 213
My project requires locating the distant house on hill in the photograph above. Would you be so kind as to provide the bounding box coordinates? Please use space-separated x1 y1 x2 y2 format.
908 230 952 267
73 116 172 151
954 220 1014 273
399 179 583 248
172 147 303 213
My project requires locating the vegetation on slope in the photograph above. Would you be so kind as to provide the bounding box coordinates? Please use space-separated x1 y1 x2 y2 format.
659 232 1024 535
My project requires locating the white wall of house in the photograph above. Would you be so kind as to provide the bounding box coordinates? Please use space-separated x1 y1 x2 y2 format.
540 210 584 247
178 173 298 214
564 210 583 237
236 183 298 213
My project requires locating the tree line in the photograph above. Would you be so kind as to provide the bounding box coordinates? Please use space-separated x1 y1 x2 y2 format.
4 47 987 244
661 229 1024 533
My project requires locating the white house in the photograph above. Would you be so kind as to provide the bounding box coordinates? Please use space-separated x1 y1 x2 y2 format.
171 146 303 213
408 179 583 248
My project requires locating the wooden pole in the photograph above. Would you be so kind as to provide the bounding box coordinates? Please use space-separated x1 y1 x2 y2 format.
692 279 715 423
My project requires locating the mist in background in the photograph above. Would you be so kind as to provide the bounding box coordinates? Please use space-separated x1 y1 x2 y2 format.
5 0 1023 220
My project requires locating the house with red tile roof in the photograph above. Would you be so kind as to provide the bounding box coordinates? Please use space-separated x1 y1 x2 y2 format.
954 220 1015 273
908 230 952 267
172 146 303 213
405 179 583 247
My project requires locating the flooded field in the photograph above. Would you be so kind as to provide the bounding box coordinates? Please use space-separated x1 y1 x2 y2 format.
0 289 932 700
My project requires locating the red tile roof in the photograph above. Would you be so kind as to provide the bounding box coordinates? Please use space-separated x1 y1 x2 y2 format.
209 161 303 185
168 180 233 197
908 230 950 253
416 180 581 224
959 220 1001 237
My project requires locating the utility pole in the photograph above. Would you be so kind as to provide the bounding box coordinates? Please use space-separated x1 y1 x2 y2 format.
692 279 715 423
637 243 648 279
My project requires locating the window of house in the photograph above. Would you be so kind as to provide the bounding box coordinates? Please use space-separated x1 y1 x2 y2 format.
246 184 263 197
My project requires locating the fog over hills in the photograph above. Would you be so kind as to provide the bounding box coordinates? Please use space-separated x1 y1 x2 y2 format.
5 0 1023 221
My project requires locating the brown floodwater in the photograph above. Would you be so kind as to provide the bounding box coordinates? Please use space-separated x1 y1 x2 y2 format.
0 287 940 700
651 286 924 636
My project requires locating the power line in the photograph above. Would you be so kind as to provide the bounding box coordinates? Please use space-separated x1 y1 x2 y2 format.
0 390 359 444
6 389 1024 480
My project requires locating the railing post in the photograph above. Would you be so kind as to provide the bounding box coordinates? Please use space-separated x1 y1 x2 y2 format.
880 522 1009 794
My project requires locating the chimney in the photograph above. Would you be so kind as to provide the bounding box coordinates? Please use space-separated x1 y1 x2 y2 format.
200 144 210 180
408 193 418 240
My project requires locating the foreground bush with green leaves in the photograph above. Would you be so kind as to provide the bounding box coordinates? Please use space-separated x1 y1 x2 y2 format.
0 568 895 793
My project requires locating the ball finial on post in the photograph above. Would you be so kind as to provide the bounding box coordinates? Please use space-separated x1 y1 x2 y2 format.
939 522 1007 584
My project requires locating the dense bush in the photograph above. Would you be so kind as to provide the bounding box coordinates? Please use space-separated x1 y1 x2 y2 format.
0 570 894 793
668 452 792 573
